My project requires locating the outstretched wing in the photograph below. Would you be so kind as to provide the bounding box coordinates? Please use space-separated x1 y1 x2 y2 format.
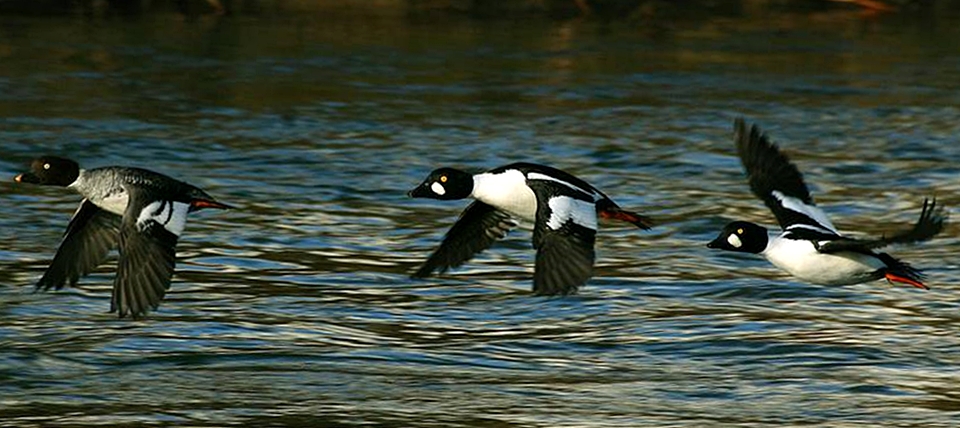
113 189 187 319
36 199 120 291
528 180 597 296
532 223 595 296
735 118 840 238
412 201 516 278
817 198 946 254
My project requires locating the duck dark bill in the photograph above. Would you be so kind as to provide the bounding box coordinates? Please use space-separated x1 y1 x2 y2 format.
14 172 40 184
409 162 652 295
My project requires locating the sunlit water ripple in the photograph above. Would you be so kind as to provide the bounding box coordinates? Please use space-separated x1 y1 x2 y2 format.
1 10 960 427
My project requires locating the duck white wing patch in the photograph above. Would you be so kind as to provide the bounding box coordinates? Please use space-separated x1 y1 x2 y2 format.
527 172 599 200
772 190 839 234
97 191 131 216
785 223 839 236
546 196 597 231
136 200 190 236
532 197 597 296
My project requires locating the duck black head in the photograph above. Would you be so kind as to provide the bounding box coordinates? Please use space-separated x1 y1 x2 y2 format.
408 167 474 200
15 156 80 187
707 221 768 254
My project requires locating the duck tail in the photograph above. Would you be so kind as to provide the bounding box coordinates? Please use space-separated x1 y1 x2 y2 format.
878 253 928 290
190 199 234 212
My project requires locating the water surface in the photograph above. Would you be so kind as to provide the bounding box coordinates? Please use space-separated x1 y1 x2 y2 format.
2 9 960 427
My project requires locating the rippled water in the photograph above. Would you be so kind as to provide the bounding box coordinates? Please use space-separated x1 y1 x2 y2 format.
2 8 960 427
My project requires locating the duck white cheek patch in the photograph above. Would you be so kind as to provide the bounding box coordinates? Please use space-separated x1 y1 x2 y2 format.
431 182 446 196
727 233 743 248
546 196 597 231
137 200 190 236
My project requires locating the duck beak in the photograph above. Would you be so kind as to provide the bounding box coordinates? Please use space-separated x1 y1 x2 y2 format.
14 172 39 184
408 184 430 198
706 237 723 249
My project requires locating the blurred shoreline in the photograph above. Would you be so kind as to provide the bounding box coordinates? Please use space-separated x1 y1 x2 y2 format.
0 0 958 21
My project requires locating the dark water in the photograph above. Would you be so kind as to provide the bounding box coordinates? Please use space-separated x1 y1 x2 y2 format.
2 8 960 427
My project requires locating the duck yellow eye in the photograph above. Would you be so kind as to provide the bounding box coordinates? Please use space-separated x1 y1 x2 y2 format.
737 228 744 235
43 163 51 170
440 175 448 183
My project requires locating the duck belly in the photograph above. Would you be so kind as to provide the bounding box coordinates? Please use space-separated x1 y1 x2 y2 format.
763 239 885 286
